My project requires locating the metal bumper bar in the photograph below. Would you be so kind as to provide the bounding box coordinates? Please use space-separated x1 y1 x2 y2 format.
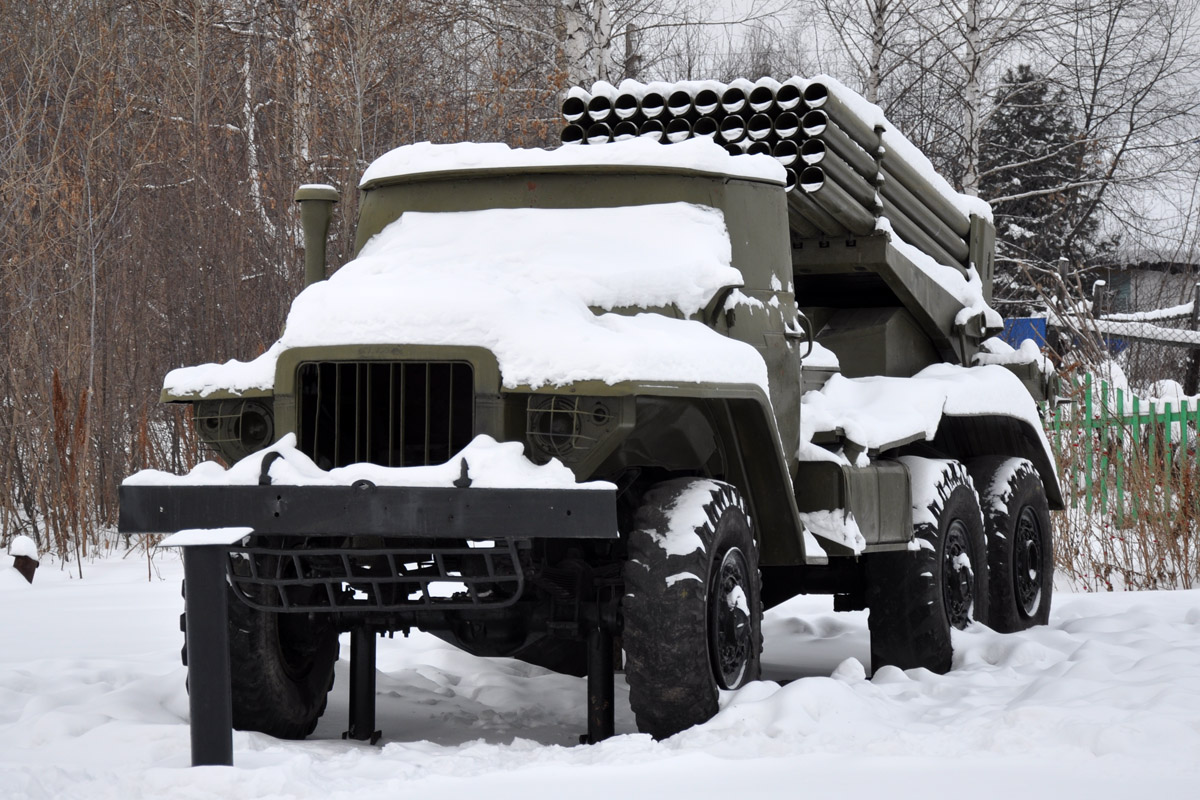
118 483 619 539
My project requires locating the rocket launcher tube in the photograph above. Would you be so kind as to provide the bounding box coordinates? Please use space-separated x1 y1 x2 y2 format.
665 118 692 143
772 139 799 167
639 91 667 120
878 193 968 270
586 122 613 144
586 94 613 123
749 77 781 112
798 166 877 236
667 89 695 118
787 187 851 236
561 124 586 145
637 119 665 141
879 165 970 263
719 114 746 143
613 93 640 120
613 120 639 141
805 81 971 239
562 94 588 123
747 113 773 141
776 78 804 111
721 85 747 114
773 111 801 139
694 88 721 116
692 116 719 139
810 145 879 212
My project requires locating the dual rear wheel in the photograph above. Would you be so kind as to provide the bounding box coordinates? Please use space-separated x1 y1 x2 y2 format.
867 456 1054 674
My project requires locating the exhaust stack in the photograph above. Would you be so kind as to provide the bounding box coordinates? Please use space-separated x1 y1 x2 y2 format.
295 184 340 288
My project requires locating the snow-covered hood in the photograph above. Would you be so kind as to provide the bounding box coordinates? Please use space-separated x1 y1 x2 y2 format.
163 201 770 397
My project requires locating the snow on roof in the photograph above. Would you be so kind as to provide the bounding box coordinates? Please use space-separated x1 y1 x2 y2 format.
125 434 614 490
359 137 786 188
163 202 769 397
799 363 1053 471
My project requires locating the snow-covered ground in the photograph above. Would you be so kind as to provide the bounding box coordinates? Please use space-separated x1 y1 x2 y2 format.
2 554 1198 799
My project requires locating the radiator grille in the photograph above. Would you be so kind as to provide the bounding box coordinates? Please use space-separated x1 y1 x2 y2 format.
297 361 474 469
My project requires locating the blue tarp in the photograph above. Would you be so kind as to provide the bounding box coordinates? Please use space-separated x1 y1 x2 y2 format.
998 317 1048 349
1000 316 1127 354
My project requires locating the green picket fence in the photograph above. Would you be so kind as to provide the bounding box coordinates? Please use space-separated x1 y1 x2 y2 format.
1049 373 1200 525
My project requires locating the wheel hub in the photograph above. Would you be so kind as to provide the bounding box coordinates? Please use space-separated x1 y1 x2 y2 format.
1014 506 1044 617
942 520 975 629
708 546 752 689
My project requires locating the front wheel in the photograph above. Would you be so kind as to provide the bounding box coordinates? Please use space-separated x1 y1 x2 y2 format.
622 479 762 739
181 565 339 740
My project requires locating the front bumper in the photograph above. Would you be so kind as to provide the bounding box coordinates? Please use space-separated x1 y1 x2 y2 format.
118 483 618 540
120 482 618 613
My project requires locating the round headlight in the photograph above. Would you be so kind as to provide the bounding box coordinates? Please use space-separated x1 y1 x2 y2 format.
239 403 274 451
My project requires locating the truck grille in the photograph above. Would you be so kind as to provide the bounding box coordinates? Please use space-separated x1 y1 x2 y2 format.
297 361 474 469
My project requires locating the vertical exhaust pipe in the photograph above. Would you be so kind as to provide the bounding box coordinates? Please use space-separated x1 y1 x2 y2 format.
295 184 340 287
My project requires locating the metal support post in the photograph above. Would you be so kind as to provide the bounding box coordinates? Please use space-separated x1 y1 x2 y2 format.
182 545 233 766
584 625 614 743
344 626 381 744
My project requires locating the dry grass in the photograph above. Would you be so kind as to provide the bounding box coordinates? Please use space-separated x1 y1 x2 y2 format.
1050 377 1199 590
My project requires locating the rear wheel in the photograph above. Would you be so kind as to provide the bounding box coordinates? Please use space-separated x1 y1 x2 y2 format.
866 458 987 674
968 457 1053 632
623 479 762 739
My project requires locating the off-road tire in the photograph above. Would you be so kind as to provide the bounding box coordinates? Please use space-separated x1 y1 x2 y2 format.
181 579 339 740
866 458 988 675
623 478 762 739
968 456 1053 632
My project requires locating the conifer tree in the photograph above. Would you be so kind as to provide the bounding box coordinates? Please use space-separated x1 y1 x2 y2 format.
980 64 1110 313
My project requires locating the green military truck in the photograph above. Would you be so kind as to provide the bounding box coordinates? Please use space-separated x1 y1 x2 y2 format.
120 75 1060 760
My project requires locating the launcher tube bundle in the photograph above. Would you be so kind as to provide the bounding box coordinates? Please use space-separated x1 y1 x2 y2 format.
562 77 987 275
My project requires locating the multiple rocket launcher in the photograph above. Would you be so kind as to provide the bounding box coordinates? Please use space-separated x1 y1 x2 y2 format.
561 77 974 273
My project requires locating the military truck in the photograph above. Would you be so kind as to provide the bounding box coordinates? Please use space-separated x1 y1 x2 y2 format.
120 75 1060 754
